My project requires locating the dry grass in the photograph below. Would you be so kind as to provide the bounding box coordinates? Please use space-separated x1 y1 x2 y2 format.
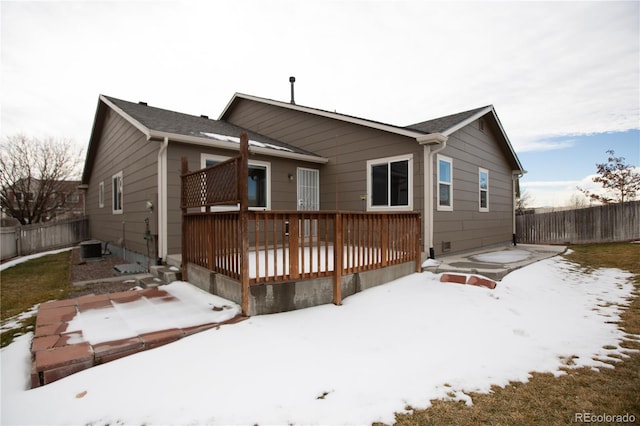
392 242 640 426
0 251 73 347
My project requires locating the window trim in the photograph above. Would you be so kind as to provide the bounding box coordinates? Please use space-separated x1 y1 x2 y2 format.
437 155 453 211
479 167 489 212
200 153 271 211
366 153 413 211
98 181 104 208
112 172 123 214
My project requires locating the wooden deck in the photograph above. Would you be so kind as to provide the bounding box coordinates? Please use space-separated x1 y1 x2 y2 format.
181 133 421 315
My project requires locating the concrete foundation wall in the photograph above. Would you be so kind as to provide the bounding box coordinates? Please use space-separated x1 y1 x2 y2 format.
187 262 416 316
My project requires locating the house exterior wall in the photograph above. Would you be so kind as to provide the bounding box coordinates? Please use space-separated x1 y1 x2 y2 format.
84 109 160 260
223 99 425 214
432 119 515 255
224 99 518 257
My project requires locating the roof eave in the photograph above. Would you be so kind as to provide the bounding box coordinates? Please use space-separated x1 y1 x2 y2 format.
151 130 329 164
100 95 153 140
442 105 525 173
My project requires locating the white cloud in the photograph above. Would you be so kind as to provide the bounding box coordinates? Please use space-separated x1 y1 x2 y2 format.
516 138 577 153
1 1 637 163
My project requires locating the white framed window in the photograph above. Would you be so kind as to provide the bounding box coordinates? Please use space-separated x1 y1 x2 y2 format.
366 154 413 211
437 155 453 211
112 171 123 214
479 168 489 212
98 181 104 208
201 154 271 210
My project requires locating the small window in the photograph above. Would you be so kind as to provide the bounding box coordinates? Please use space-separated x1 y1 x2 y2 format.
366 154 412 210
437 155 453 211
479 168 489 212
112 172 123 214
99 181 104 208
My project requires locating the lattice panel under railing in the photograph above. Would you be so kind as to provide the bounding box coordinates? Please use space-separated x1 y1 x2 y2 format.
182 157 240 209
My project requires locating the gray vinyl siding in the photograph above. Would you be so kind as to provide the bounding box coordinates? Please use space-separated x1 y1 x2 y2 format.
432 119 514 255
226 100 520 256
84 109 160 259
224 99 424 213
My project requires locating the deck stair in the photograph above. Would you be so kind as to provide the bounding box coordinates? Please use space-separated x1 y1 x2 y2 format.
136 264 182 288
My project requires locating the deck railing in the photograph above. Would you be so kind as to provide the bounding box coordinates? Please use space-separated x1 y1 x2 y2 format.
183 211 421 285
181 133 421 315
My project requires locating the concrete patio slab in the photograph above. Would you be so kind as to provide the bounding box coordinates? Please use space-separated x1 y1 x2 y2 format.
424 243 567 280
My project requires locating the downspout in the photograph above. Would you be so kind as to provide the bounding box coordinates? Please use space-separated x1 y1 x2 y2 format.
512 170 525 246
158 137 169 262
417 133 448 259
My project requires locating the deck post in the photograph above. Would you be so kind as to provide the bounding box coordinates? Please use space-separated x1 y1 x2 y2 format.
180 157 189 281
288 217 300 279
333 213 343 305
381 214 389 267
239 133 250 316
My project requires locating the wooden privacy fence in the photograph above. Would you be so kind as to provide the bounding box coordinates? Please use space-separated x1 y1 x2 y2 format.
0 216 89 261
181 133 422 315
516 201 640 244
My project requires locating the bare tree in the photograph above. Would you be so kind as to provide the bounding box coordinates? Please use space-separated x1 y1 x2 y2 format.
578 150 640 205
0 134 83 224
516 189 533 214
567 192 588 209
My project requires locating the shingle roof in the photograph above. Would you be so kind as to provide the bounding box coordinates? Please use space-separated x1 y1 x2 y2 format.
405 106 492 134
102 95 322 158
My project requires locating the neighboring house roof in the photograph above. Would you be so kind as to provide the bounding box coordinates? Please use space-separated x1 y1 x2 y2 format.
220 93 525 173
82 95 328 183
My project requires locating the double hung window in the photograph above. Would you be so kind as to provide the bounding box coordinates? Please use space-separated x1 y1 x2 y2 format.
112 172 123 214
479 168 489 211
367 154 412 210
99 181 105 208
437 155 453 211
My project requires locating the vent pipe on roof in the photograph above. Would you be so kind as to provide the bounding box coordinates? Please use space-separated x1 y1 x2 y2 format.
139 101 147 106
289 76 296 104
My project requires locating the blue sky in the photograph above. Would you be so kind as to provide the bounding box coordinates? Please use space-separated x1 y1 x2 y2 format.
1 0 638 207
519 130 640 207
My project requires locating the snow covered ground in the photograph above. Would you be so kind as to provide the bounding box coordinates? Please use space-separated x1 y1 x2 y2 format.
1 254 638 425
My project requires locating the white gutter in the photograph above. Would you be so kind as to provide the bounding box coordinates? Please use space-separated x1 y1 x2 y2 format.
417 133 448 259
158 137 169 261
512 170 526 246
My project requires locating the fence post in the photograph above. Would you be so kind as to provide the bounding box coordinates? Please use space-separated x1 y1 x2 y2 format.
333 213 343 305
